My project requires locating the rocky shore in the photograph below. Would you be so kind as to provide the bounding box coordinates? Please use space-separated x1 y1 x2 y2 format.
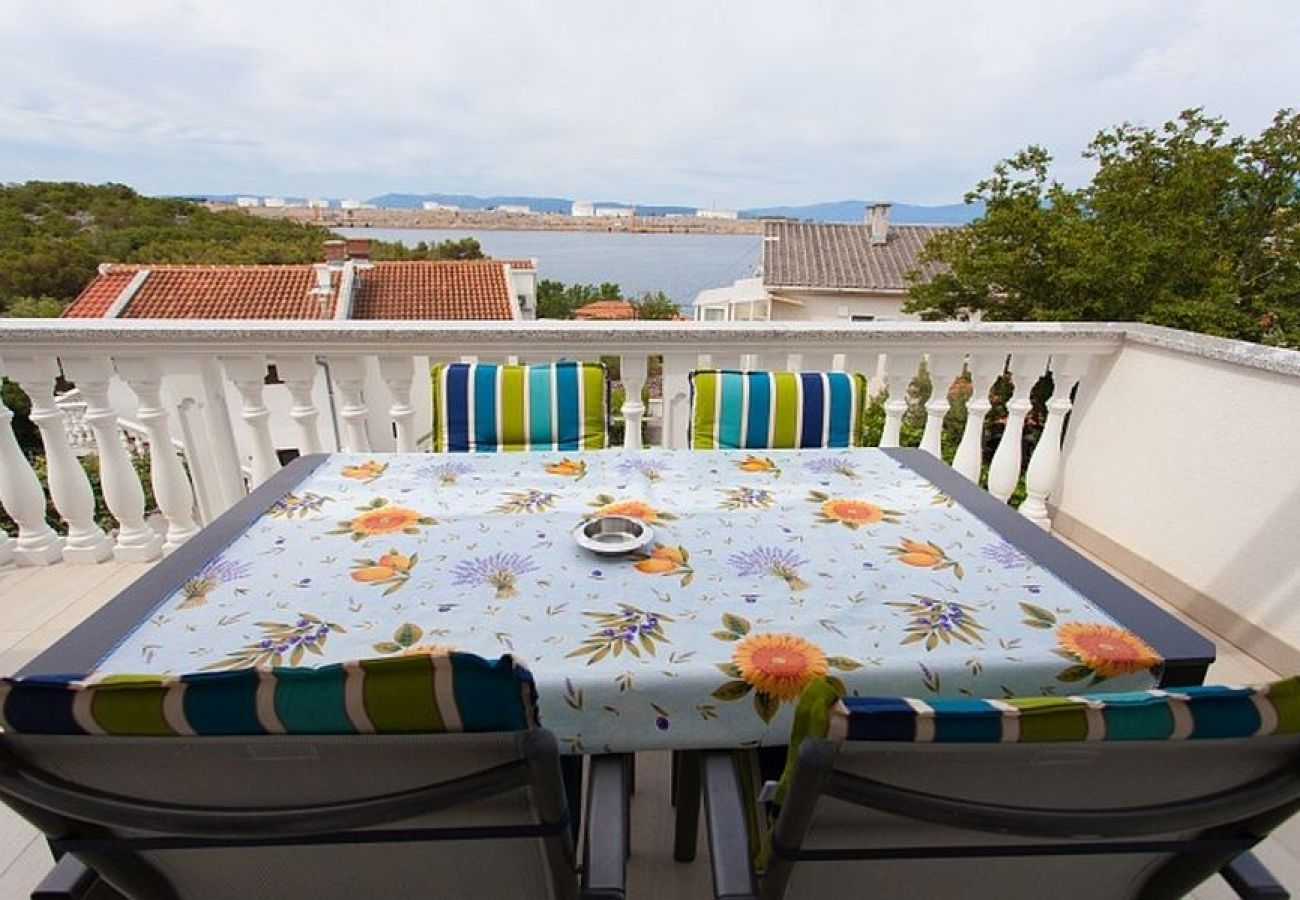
212 203 764 235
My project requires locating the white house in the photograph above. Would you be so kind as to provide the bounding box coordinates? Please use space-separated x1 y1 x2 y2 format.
571 201 595 217
307 198 330 209
595 206 635 218
696 209 739 220
234 197 260 208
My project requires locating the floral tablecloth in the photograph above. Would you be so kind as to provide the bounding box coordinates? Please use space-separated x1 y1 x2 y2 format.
95 450 1164 753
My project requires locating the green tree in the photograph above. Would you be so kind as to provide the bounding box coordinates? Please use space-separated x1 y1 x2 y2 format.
0 296 65 317
631 291 682 320
906 108 1300 348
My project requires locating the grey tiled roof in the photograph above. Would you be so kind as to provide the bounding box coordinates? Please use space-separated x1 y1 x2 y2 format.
761 220 949 291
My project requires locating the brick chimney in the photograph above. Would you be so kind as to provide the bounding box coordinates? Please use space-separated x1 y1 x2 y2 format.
867 203 891 245
323 239 347 267
345 238 373 268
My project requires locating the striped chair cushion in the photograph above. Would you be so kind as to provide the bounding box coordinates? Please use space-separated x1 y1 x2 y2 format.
431 361 609 452
689 370 867 450
0 653 538 737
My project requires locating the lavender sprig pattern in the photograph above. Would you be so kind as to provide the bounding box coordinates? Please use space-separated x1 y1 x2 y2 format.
718 486 776 510
888 594 987 650
415 460 475 485
804 456 860 480
729 546 810 591
452 552 539 599
178 557 253 609
566 604 674 664
616 457 665 482
495 489 559 514
267 491 333 520
203 613 346 669
981 540 1031 569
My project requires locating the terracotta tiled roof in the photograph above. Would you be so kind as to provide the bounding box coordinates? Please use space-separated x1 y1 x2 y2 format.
63 261 516 320
762 220 948 291
62 269 136 318
498 258 536 270
350 261 515 320
574 299 637 320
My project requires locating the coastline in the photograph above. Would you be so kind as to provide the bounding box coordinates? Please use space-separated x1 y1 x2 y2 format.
209 203 763 235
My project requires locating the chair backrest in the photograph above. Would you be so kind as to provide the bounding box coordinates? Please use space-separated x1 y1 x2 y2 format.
688 369 867 450
431 360 610 452
0 654 579 900
764 678 1300 900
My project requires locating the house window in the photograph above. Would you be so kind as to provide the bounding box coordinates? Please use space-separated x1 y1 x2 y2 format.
699 307 726 321
851 315 876 322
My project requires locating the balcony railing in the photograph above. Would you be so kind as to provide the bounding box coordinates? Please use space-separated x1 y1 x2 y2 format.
1 318 1297 674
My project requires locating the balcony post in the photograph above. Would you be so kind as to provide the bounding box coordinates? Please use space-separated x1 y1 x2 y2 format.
115 358 201 553
275 356 325 456
61 357 163 562
328 356 372 452
378 356 417 453
919 353 962 459
0 374 63 565
619 353 648 450
1021 356 1083 529
659 352 699 450
222 354 281 487
987 353 1048 504
880 352 919 448
950 353 997 483
5 356 113 563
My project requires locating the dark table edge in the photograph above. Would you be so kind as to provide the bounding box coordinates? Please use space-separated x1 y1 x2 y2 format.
17 454 330 678
883 448 1215 687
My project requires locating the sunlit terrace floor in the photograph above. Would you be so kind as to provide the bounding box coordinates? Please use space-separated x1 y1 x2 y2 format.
0 547 1296 900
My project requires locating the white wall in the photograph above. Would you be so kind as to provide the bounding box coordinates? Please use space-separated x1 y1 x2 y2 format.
1055 339 1300 668
768 290 913 322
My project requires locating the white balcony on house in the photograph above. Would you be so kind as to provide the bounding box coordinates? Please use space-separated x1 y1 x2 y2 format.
0 318 1298 896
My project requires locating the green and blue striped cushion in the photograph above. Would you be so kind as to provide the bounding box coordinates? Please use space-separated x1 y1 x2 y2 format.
689 370 867 450
0 653 538 737
800 677 1300 745
431 361 609 452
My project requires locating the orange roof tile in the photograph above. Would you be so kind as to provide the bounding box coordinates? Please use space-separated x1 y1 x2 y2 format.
497 258 536 269
574 299 637 320
62 261 516 321
349 261 514 320
63 269 136 318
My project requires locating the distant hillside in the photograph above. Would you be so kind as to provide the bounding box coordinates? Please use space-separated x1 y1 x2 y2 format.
740 200 983 224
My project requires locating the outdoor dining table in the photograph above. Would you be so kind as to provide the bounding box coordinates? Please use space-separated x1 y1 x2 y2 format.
22 447 1214 753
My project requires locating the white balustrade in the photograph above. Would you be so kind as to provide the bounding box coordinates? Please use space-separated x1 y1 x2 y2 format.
619 353 649 450
116 357 201 553
919 353 963 459
950 353 999 483
0 532 11 566
222 354 281 487
987 353 1049 504
880 352 920 448
276 356 325 456
5 356 114 563
61 357 163 562
0 320 1140 566
0 386 63 565
1021 356 1085 529
378 356 417 453
328 356 372 453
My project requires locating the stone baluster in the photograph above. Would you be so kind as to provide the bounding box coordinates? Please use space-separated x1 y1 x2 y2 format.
328 356 372 453
950 353 998 483
378 356 417 452
62 358 163 562
879 352 919 448
116 358 201 553
222 355 281 487
1021 356 1084 529
0 382 63 565
987 353 1048 504
919 353 962 459
620 353 648 450
276 356 324 455
659 352 695 449
6 356 113 563
785 353 803 373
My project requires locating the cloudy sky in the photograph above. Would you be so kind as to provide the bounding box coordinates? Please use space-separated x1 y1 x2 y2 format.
1 0 1296 208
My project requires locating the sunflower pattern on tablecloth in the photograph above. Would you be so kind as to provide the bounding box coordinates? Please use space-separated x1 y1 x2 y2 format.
94 449 1165 755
